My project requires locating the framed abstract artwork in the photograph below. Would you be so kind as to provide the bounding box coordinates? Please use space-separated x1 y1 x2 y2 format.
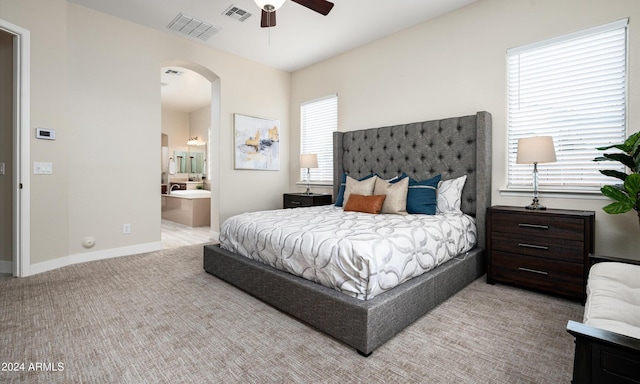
233 114 281 170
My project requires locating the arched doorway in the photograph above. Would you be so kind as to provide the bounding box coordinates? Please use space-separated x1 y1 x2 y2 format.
160 61 221 246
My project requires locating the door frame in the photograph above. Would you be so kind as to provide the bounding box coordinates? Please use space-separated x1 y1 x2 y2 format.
1 19 30 277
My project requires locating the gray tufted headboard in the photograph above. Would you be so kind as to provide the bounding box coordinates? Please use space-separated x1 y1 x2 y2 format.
333 111 492 248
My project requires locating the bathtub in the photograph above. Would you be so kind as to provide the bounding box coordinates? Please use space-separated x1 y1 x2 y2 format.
162 190 211 227
169 190 211 198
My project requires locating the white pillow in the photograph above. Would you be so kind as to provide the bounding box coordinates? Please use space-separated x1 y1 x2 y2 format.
373 176 409 215
343 175 377 206
437 175 467 214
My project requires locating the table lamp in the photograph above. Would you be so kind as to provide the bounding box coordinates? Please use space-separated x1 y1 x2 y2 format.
516 136 557 210
300 154 318 195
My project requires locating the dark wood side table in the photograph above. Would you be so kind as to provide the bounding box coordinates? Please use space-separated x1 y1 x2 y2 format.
283 193 332 209
486 205 595 301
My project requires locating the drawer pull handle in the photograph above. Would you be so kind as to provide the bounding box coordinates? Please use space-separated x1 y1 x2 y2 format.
518 267 549 275
518 243 549 250
518 223 549 230
290 201 301 205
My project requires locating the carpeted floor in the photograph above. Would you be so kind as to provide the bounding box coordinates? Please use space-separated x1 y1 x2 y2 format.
0 245 583 383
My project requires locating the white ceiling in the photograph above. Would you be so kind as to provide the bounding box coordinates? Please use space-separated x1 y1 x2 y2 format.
71 0 478 112
67 0 478 72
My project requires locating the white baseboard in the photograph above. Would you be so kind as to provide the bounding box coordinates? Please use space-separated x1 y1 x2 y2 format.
0 260 12 274
29 242 163 276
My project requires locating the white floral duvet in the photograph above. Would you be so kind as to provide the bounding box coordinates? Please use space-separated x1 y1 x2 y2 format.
220 205 476 300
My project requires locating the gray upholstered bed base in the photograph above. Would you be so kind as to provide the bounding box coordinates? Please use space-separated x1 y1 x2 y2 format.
203 111 492 356
204 244 483 356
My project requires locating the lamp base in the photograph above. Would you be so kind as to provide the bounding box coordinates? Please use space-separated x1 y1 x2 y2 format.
525 197 546 210
305 167 312 195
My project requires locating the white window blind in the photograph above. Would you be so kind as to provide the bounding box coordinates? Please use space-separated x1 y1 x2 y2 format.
300 94 338 182
507 19 627 190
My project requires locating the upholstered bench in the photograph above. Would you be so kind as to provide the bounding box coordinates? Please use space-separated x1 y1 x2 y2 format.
567 256 640 384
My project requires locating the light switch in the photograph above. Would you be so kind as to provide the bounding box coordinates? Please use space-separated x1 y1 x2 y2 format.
33 162 53 175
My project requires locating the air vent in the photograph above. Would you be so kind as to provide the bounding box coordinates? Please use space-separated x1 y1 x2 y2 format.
223 5 252 22
166 13 221 41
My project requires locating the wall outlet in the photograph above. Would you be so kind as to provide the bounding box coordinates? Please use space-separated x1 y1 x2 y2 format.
122 224 131 234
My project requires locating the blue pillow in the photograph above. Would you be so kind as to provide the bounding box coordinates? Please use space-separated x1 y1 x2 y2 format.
406 174 442 215
334 173 374 207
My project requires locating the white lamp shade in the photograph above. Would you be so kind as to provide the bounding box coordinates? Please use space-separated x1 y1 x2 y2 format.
254 0 286 11
516 136 557 164
300 154 318 168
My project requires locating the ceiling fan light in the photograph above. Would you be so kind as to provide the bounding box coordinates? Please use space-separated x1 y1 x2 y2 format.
254 0 286 12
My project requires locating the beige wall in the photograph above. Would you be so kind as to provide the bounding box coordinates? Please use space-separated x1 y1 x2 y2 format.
290 0 640 258
190 106 211 145
0 0 291 273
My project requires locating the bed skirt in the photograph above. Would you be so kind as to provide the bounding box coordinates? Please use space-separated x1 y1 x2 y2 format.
203 243 484 356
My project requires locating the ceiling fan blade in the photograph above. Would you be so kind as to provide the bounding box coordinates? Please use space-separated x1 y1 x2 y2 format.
260 10 277 28
291 0 334 16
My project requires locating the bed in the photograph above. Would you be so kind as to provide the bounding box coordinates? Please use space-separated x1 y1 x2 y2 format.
203 111 492 356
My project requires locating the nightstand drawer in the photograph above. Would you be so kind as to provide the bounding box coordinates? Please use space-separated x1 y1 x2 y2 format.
283 193 332 209
491 251 584 297
284 195 313 207
491 232 584 263
491 212 585 241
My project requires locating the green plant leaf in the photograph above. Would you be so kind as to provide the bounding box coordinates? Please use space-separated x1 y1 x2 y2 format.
602 201 634 214
624 131 640 149
601 185 630 203
602 153 635 169
624 173 640 196
599 169 628 181
596 143 626 151
628 132 640 172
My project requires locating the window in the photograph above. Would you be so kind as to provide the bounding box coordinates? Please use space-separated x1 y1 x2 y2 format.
300 94 338 182
507 19 628 191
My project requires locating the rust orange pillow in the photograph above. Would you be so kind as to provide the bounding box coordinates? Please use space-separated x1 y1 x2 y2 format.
343 194 387 214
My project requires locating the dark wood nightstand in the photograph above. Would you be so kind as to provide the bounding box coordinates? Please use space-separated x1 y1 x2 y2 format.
283 193 332 209
486 205 595 301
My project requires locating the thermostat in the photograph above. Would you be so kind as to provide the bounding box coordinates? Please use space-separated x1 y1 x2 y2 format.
36 128 56 140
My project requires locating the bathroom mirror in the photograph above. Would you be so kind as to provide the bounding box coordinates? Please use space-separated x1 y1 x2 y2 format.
188 150 205 174
173 148 205 175
173 151 188 173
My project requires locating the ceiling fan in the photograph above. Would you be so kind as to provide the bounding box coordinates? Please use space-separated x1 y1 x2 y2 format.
253 0 334 28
